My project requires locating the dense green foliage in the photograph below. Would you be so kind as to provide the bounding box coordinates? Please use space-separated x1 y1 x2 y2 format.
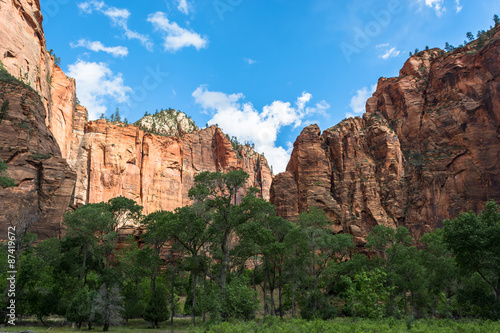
0 159 16 187
2 171 500 330
187 318 500 333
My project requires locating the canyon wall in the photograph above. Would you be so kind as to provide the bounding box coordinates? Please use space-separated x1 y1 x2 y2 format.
0 0 78 160
0 75 75 239
0 0 272 239
3 0 499 243
70 121 272 214
271 28 500 243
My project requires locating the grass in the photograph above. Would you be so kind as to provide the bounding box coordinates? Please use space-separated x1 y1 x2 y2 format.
187 318 500 333
0 317 194 332
3 318 500 333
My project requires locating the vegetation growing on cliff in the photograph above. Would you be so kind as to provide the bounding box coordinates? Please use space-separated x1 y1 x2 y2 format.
0 159 16 187
408 15 499 57
134 108 198 137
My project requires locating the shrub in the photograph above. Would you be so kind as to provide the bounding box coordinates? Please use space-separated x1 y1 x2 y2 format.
221 276 259 321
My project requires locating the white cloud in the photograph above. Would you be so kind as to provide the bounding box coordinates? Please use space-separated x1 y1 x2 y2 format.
380 47 401 60
148 12 208 52
244 58 257 65
67 60 132 120
78 1 153 50
177 0 190 15
192 86 329 173
376 43 390 48
417 0 446 16
455 0 463 13
349 84 377 116
70 39 128 57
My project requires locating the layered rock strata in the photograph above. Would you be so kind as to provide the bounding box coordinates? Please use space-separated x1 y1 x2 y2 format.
0 76 75 239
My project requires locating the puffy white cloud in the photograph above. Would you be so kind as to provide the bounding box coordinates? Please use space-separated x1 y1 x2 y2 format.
148 12 208 52
78 1 153 50
417 0 446 16
67 60 132 120
192 86 329 173
349 84 377 116
455 0 463 13
380 47 401 60
70 39 128 57
177 0 190 15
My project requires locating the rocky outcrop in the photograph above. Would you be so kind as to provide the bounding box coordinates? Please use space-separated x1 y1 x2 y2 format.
271 27 500 242
48 65 77 159
71 122 272 214
0 0 79 160
135 109 198 137
0 75 75 239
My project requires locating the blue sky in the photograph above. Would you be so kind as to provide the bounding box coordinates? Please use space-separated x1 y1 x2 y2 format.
41 0 499 173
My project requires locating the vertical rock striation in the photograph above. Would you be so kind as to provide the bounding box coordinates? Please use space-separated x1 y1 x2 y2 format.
271 28 500 242
70 123 272 214
0 77 75 239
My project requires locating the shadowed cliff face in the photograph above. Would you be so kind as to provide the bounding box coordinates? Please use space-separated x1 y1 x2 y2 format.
0 77 76 239
0 0 78 160
271 28 500 243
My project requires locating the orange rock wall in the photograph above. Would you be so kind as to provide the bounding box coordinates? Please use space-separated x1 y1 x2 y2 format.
271 29 500 242
0 0 272 240
71 122 272 214
0 80 76 239
0 0 79 160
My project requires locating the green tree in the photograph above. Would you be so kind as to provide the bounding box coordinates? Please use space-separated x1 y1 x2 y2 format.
443 200 500 316
419 228 458 317
168 204 211 325
283 225 309 318
64 203 114 283
345 268 389 319
298 207 354 318
141 211 174 294
118 239 150 321
221 276 259 321
17 238 62 325
188 170 249 296
0 99 9 124
494 14 499 27
113 108 121 123
143 285 170 328
466 32 475 41
367 225 418 317
66 288 92 329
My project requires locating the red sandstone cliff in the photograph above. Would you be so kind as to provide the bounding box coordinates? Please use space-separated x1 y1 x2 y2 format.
0 75 75 239
271 28 500 243
0 0 78 160
70 120 272 214
0 0 272 239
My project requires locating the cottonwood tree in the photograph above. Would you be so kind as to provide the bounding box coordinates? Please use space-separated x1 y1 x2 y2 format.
64 203 114 283
167 204 211 325
443 200 500 316
298 207 354 318
188 170 250 295
141 211 173 294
